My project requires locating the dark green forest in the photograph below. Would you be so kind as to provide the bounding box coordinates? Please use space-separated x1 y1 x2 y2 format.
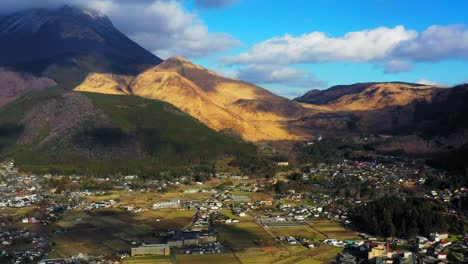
351 196 464 238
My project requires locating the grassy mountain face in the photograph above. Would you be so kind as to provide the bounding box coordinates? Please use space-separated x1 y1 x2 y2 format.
0 89 255 174
0 5 161 88
295 83 381 105
295 82 444 111
75 56 310 141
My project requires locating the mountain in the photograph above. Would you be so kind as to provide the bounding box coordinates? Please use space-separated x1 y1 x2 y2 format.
1 5 465 169
0 5 162 88
75 56 310 141
292 82 454 135
295 83 382 105
0 69 56 107
0 6 282 174
0 88 255 174
295 82 446 111
293 83 468 158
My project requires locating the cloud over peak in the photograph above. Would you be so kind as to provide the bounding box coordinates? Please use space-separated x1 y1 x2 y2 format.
0 0 241 59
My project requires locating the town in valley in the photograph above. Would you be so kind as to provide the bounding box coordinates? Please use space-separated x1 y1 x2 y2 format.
1 136 467 264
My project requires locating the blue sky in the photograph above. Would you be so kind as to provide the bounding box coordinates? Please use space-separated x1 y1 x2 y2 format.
2 0 468 97
184 0 468 97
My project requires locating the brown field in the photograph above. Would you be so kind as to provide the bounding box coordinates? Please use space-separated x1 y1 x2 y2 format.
268 226 325 241
45 191 352 263
45 207 195 258
123 255 172 263
309 220 359 240
213 216 347 264
177 253 241 264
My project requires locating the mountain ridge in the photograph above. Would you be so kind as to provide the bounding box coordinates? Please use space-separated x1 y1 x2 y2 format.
75 56 311 141
294 82 449 112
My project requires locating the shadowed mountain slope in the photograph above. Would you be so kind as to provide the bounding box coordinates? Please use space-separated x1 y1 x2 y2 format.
0 89 255 174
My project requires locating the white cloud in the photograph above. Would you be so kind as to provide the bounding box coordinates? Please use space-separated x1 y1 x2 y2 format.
99 0 241 59
223 24 468 76
0 0 241 59
234 65 325 88
223 26 417 65
394 25 468 61
416 79 443 86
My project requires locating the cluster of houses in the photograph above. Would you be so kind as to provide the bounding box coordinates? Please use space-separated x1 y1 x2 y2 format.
330 232 468 263
0 161 44 210
281 157 468 227
0 231 50 264
304 159 427 189
0 229 32 247
415 233 468 263
3 194 39 208
425 186 468 206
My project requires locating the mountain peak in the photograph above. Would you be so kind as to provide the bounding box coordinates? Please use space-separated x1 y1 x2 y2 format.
166 56 191 63
156 56 208 72
159 56 198 68
57 4 109 21
0 5 112 35
0 5 161 75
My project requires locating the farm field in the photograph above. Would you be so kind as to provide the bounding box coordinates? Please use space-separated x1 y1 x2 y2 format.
215 214 289 263
214 215 344 264
45 207 194 258
309 220 360 240
268 226 326 242
41 192 353 263
123 255 172 263
230 190 273 201
177 253 241 264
